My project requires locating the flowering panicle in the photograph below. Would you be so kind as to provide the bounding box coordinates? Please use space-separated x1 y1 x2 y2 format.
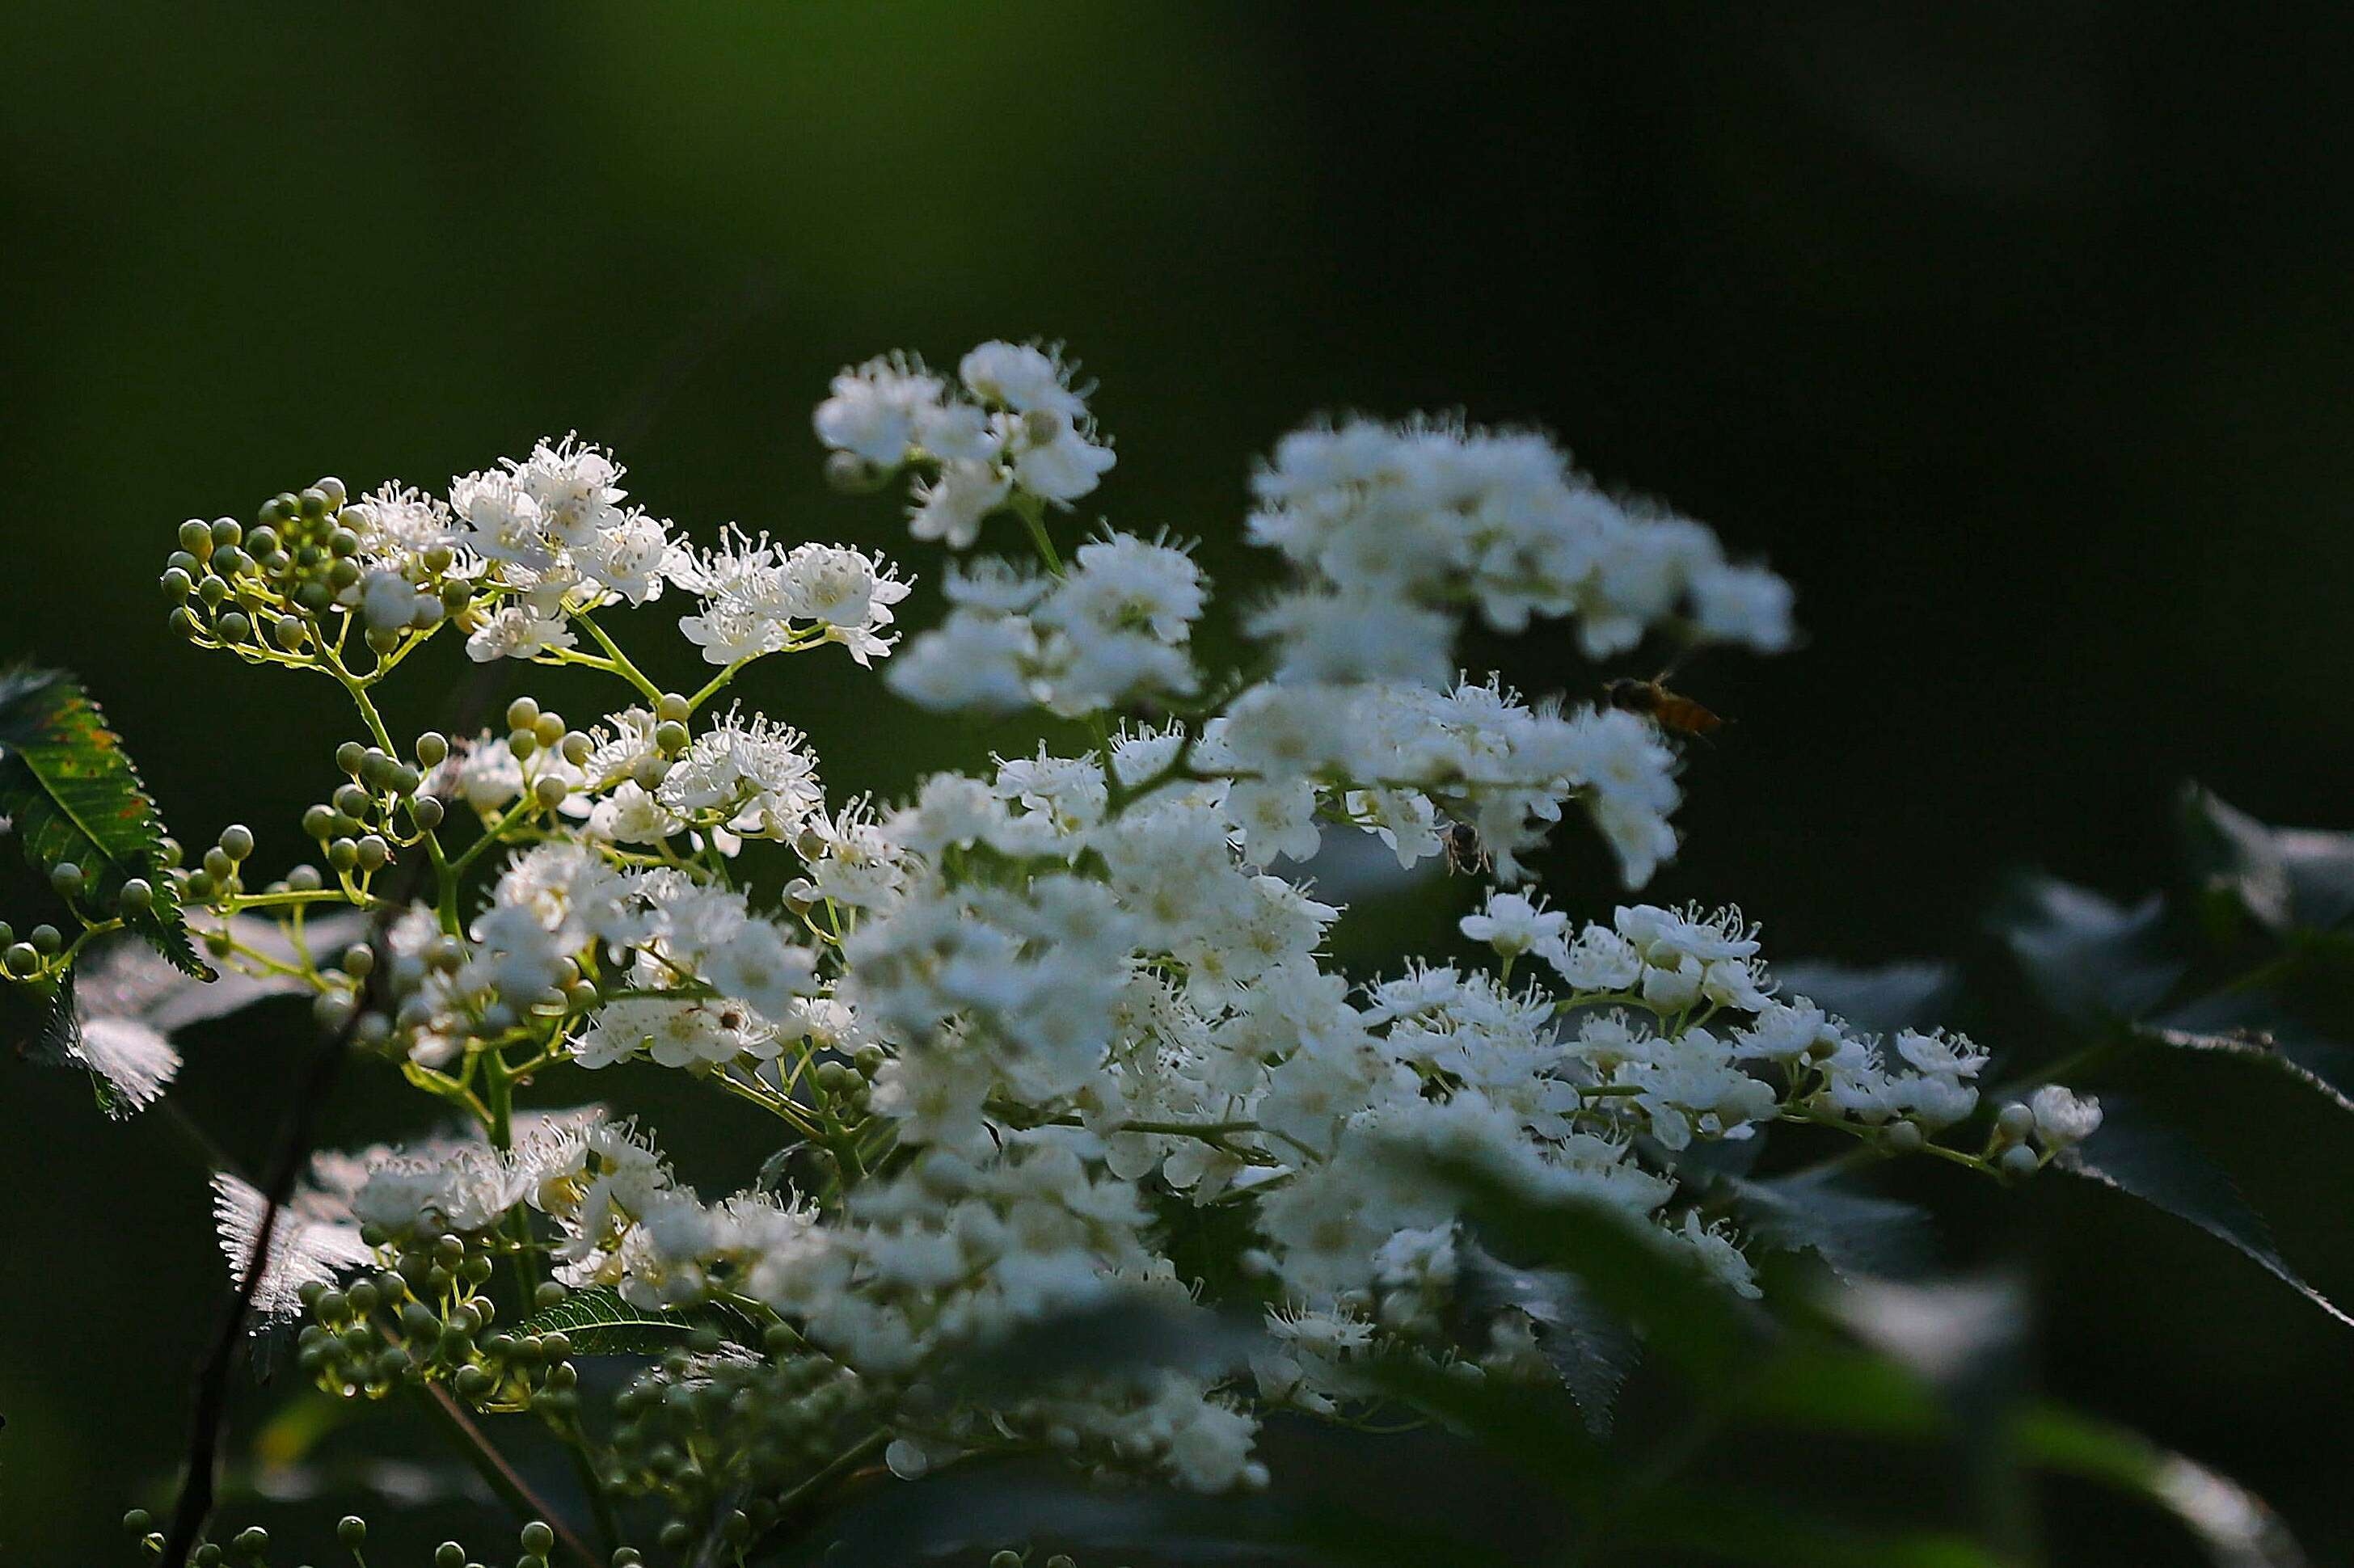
51 336 2099 1564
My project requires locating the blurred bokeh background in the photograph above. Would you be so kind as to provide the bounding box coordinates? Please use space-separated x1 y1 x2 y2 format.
4 3 2352 1562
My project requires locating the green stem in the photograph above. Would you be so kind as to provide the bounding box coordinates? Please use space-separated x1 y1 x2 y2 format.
409 1384 600 1568
687 658 753 714
570 613 664 702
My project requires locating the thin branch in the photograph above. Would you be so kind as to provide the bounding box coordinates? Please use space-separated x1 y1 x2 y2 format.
158 662 504 1568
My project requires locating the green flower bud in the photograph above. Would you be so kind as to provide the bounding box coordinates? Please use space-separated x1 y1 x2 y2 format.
658 1522 691 1553
365 624 400 654
1884 1119 1926 1154
520 1522 555 1555
49 862 83 898
356 835 390 871
328 527 361 558
318 476 348 508
533 776 569 808
422 542 456 574
440 580 472 613
436 1541 466 1568
333 782 369 816
541 1330 572 1360
272 613 309 650
161 566 193 601
168 606 201 639
121 1508 153 1536
213 546 253 577
631 754 669 790
328 558 361 591
118 877 154 913
193 1541 224 1566
197 575 230 607
335 1515 367 1547
202 847 234 881
301 805 335 839
247 525 279 556
508 729 537 760
211 516 243 549
415 731 449 767
327 839 359 874
410 795 445 831
505 697 541 731
286 863 323 891
1995 1102 2036 1142
298 487 331 520
454 1365 493 1400
655 720 690 754
532 711 565 747
1999 1144 2040 1179
29 924 62 955
990 1552 1023 1568
216 610 251 642
233 1524 269 1557
533 1280 569 1310
168 549 201 575
262 491 298 525
204 926 234 956
559 731 593 765
389 764 420 795
295 580 334 614
179 519 214 554
655 692 691 724
335 740 366 776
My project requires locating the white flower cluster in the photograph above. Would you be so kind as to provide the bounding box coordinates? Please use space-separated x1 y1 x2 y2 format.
1245 417 1795 681
888 536 1206 715
179 341 2097 1531
339 437 912 673
814 342 1117 547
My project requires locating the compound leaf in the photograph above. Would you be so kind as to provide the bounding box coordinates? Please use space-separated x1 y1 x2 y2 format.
0 664 205 977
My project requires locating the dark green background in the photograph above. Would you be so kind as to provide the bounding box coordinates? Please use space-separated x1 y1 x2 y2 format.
4 4 2351 1562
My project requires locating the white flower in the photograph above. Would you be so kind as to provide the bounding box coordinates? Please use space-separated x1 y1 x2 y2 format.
1458 891 1567 962
2027 1085 2103 1151
1689 561 1795 653
814 356 944 466
1010 408 1116 503
909 460 1013 549
464 605 576 662
958 340 1086 418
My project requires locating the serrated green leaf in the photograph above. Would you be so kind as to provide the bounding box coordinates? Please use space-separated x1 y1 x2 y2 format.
2018 1403 2306 1568
1457 1242 1639 1435
2178 783 2295 934
1421 1154 1756 1383
1717 1169 1936 1280
2052 1103 2352 1330
0 664 205 977
2176 782 2354 934
511 1286 698 1354
1 966 78 1063
2137 1026 2354 1116
1987 874 2181 1023
1771 959 1959 1035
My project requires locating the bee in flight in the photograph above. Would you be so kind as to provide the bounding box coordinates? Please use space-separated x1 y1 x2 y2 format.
1602 664 1725 740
